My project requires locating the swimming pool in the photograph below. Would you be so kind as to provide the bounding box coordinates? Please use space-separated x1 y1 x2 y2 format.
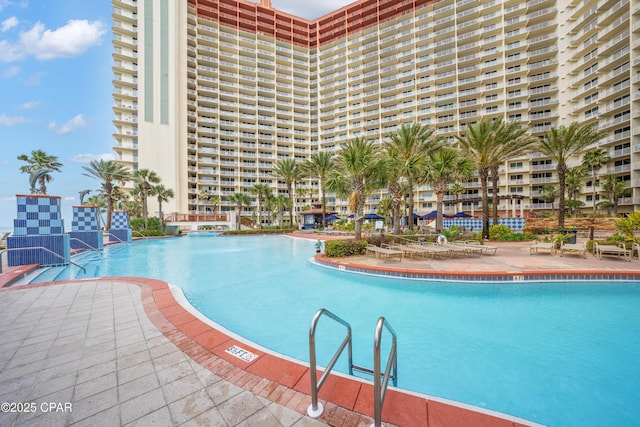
35 235 640 427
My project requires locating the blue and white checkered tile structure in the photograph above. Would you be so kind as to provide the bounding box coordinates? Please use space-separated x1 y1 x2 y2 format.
444 218 526 232
7 195 70 267
109 211 132 242
13 195 65 236
111 211 130 230
70 206 104 250
71 206 100 231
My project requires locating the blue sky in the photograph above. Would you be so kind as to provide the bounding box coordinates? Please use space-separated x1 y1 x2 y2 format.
0 0 353 229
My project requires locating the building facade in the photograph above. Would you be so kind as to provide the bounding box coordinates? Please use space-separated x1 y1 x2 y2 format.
112 0 640 222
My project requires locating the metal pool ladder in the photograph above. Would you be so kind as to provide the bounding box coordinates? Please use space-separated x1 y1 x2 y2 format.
307 308 397 427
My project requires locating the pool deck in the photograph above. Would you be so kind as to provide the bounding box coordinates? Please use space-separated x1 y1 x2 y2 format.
2 235 638 426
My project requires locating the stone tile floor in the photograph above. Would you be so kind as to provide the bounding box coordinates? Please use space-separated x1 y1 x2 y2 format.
0 281 327 426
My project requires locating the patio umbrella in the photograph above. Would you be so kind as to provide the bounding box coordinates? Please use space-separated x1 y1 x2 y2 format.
325 214 340 221
363 213 384 220
452 212 473 218
421 210 454 219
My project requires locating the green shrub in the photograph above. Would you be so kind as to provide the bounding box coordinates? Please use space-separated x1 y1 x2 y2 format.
129 218 145 230
325 239 368 257
489 224 512 240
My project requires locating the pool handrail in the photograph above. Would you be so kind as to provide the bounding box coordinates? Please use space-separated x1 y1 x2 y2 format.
69 237 102 252
0 246 86 274
307 308 353 419
372 316 398 427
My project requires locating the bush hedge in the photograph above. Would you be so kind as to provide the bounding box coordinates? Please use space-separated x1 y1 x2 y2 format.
324 239 368 257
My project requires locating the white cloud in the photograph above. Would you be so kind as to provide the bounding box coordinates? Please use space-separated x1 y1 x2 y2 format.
0 39 23 62
18 100 40 110
48 114 87 135
20 19 106 61
0 19 106 63
64 196 75 201
0 113 25 125
70 152 116 163
0 65 19 78
0 0 28 13
1 16 18 32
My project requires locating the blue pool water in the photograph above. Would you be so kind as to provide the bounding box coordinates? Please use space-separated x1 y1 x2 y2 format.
37 235 640 427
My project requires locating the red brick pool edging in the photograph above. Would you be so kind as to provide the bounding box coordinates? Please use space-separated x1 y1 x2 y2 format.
0 277 540 427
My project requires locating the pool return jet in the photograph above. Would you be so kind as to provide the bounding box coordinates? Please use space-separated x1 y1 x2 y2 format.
307 308 397 427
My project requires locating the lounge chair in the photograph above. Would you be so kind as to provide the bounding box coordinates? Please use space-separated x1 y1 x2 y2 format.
454 240 498 256
412 243 452 258
594 242 631 261
530 241 556 255
366 244 403 262
559 241 587 258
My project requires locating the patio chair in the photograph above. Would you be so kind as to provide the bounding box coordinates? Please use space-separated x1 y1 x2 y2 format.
594 242 631 261
529 241 556 255
559 241 587 258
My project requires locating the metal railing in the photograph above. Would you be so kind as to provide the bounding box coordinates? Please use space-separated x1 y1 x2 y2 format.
132 230 149 240
0 247 86 275
372 317 398 427
69 238 101 252
307 308 353 418
307 309 398 427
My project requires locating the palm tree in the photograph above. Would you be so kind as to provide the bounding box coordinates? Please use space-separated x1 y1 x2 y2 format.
456 117 538 239
488 120 538 224
449 182 466 214
302 151 335 229
82 160 132 230
272 158 304 226
382 160 404 235
150 184 174 227
540 122 605 228
326 137 385 239
133 169 160 227
384 123 439 230
565 166 587 216
17 149 63 195
249 184 272 229
228 192 252 230
265 194 291 227
422 147 474 232
197 189 211 215
600 174 628 215
539 184 559 213
582 147 610 214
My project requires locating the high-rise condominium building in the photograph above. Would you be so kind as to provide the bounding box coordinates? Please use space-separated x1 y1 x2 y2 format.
112 0 639 222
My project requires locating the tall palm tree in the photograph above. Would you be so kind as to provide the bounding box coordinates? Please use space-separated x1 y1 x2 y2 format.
302 151 335 229
133 169 160 227
384 123 439 230
540 122 605 228
82 160 132 230
381 159 404 235
228 192 252 230
456 117 538 239
582 147 610 214
326 137 385 239
249 184 272 229
422 147 474 232
17 149 63 195
488 120 539 223
150 184 174 227
272 158 304 226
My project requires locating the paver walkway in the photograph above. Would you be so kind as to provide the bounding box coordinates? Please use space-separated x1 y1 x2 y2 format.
0 281 327 427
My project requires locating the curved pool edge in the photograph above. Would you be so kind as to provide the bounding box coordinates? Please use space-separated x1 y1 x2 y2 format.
312 254 640 282
0 276 544 427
